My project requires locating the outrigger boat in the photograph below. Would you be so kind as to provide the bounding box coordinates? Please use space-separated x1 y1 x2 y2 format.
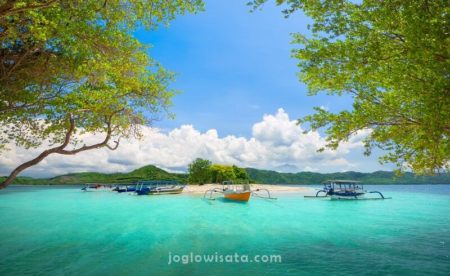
81 183 114 192
305 180 390 200
223 181 252 202
204 181 276 202
135 180 185 195
113 185 137 193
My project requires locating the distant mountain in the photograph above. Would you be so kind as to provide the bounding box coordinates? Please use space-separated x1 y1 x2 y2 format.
2 165 449 185
273 164 300 173
245 168 450 184
2 165 187 185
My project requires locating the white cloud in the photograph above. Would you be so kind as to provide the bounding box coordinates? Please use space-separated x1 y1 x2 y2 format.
0 108 372 177
319 105 328 111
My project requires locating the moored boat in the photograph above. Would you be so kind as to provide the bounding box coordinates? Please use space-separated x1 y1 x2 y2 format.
221 181 252 202
204 181 276 202
81 183 114 192
135 180 185 195
223 189 251 201
115 185 137 193
305 180 390 200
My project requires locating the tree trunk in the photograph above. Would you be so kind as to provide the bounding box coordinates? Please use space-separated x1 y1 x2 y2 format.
0 114 76 189
0 113 119 189
0 149 56 189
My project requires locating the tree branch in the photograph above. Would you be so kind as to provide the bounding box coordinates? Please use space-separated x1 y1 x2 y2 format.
0 113 75 189
0 111 122 189
0 83 66 113
0 0 59 18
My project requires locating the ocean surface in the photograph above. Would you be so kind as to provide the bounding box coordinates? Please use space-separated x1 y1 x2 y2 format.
1 185 449 275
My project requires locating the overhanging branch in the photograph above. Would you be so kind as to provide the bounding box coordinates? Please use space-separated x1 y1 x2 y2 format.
0 0 58 18
0 111 122 189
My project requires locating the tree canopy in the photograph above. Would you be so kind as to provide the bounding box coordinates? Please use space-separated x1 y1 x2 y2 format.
188 158 212 184
210 164 236 184
187 158 249 184
250 0 449 174
0 0 203 188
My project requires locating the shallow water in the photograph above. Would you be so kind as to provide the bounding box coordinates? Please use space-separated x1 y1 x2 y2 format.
1 185 449 275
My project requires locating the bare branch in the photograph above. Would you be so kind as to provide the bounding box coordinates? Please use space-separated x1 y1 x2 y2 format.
56 111 120 155
106 137 120 150
0 113 75 189
0 109 126 189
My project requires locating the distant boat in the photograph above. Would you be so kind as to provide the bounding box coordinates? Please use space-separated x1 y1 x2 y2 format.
81 183 114 192
135 180 185 195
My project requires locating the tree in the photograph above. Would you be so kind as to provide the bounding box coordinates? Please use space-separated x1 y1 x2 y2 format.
210 164 236 183
232 165 249 180
187 158 212 184
0 0 203 188
250 0 449 174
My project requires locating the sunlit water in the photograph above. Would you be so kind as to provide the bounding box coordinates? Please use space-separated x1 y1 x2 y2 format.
1 185 449 275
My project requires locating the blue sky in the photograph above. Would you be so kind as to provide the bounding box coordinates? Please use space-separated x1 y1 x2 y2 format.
136 0 352 137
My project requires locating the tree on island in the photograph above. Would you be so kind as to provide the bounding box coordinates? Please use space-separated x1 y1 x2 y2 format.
232 165 250 181
188 158 212 185
187 158 250 184
0 0 203 189
210 164 236 184
250 0 449 174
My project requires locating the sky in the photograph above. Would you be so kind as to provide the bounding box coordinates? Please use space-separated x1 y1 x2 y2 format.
0 0 395 178
137 0 347 137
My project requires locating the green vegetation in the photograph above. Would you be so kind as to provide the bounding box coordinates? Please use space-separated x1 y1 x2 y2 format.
0 165 186 185
250 0 450 174
0 0 203 188
246 169 450 185
3 164 448 185
187 159 250 184
188 158 212 184
210 164 236 183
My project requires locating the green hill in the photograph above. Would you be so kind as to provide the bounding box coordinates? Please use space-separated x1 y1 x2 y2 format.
2 165 449 185
245 168 450 184
1 165 187 185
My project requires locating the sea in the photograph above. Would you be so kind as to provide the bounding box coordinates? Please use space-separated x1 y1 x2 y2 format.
0 185 449 275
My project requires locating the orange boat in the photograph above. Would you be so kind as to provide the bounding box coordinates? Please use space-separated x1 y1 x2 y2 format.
204 181 276 202
222 181 251 202
223 190 251 202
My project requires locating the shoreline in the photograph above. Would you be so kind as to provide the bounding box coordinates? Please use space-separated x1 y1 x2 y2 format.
7 183 316 194
183 184 315 195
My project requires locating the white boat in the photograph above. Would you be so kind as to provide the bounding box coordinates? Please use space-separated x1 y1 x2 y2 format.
81 183 114 192
135 180 185 195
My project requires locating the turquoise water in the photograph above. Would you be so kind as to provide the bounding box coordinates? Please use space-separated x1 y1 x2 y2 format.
1 185 449 275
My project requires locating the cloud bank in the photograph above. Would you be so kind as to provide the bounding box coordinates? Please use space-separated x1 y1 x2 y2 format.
0 109 371 178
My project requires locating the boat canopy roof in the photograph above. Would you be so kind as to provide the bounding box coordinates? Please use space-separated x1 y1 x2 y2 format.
137 180 179 185
323 180 362 184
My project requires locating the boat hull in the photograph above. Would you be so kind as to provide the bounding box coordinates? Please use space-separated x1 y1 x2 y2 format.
82 187 114 192
117 188 136 193
148 188 184 195
330 194 365 200
224 191 251 202
136 186 185 195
